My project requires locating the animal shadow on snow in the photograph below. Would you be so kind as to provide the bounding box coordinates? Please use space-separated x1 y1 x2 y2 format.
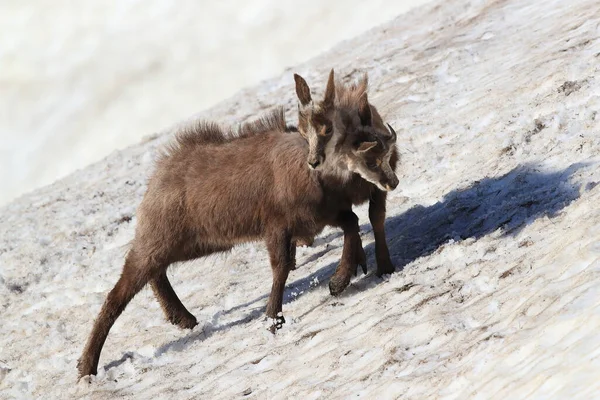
378 162 587 274
148 162 586 360
285 162 587 298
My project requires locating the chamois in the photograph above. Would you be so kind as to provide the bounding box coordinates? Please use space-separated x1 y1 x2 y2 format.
77 75 399 379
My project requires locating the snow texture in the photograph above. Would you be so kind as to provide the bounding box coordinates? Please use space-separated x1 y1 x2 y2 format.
2 0 600 398
0 0 431 206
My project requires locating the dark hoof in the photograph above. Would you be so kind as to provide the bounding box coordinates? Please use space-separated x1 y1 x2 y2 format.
376 260 395 277
354 262 367 276
77 357 96 380
357 248 367 264
356 244 367 275
268 313 286 333
329 274 351 296
170 313 198 330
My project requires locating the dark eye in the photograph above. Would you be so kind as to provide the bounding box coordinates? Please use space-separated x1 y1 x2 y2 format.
325 125 333 135
366 161 378 169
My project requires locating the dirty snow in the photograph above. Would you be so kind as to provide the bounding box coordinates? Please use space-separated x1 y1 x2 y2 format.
2 0 600 399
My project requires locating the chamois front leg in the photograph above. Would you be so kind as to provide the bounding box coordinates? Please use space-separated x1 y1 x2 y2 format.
329 210 363 296
369 189 395 276
265 231 294 332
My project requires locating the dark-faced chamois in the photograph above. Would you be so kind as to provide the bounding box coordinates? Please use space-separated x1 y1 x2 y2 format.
77 72 399 379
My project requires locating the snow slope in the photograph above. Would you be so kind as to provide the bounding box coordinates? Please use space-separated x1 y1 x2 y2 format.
0 0 430 207
2 0 600 398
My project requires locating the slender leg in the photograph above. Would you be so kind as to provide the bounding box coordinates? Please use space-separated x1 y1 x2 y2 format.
329 210 362 295
150 271 197 329
369 189 395 276
265 231 293 330
77 252 154 378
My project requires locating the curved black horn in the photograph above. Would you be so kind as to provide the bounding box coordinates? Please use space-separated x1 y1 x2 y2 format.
386 123 397 142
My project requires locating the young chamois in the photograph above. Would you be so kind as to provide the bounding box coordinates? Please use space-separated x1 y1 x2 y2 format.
77 75 399 379
293 70 399 281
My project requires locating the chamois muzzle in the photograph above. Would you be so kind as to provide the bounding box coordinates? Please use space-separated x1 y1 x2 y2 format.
308 155 324 170
382 174 399 191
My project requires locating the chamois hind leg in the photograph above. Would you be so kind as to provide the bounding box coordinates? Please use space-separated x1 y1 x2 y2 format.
150 242 232 329
150 271 197 329
149 242 231 327
265 231 294 331
329 210 362 296
369 189 394 276
77 250 156 378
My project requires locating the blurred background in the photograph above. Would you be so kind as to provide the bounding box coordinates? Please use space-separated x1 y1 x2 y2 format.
0 0 431 206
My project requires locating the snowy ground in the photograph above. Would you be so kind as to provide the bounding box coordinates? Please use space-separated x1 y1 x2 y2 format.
2 0 600 398
0 0 430 207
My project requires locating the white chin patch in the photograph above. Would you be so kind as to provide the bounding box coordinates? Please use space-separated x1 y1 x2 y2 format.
354 168 386 191
375 182 389 191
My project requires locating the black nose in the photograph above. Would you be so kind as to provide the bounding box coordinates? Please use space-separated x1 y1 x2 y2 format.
382 176 399 191
308 160 321 169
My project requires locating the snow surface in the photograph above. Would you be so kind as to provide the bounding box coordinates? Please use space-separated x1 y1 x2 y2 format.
0 0 430 207
2 0 600 398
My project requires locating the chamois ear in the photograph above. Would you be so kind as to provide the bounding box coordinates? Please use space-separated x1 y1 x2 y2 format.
294 73 312 106
358 93 372 126
323 69 335 110
354 140 378 153
357 72 368 94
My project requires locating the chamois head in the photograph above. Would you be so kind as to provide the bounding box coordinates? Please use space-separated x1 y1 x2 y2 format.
297 70 399 191
338 92 399 191
293 69 336 169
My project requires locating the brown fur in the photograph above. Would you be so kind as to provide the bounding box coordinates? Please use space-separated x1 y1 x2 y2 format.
77 92 397 378
171 107 289 150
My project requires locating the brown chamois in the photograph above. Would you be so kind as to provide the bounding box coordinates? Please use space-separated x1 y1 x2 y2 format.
293 70 399 280
77 92 399 378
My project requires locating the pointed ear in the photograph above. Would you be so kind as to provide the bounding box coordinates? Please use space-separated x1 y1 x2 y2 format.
323 69 335 110
357 73 368 94
355 140 378 153
358 93 372 126
294 73 312 106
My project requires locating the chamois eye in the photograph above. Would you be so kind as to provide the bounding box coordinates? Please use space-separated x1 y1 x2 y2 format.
366 161 378 169
325 125 333 135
